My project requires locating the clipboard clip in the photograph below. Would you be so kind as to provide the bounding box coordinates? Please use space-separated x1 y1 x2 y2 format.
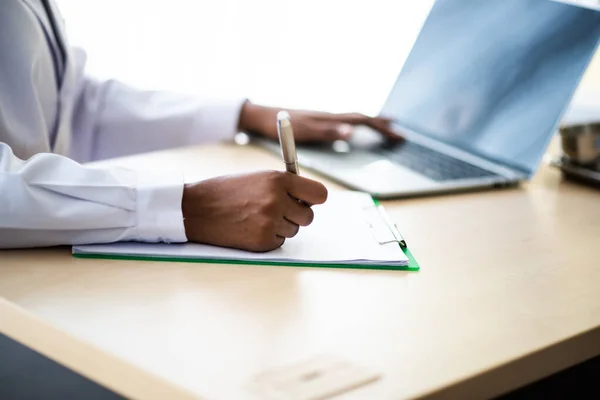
362 205 407 248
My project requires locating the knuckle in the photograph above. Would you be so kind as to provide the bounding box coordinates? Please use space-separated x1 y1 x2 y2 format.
260 195 279 214
257 217 275 233
266 170 285 185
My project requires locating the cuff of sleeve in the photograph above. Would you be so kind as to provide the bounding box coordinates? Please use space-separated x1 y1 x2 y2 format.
195 98 247 141
136 170 187 243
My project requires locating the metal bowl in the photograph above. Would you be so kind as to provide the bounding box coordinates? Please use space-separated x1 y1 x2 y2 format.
559 122 600 171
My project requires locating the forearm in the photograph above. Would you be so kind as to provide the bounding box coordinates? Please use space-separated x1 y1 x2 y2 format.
0 143 186 248
71 75 246 162
237 101 280 135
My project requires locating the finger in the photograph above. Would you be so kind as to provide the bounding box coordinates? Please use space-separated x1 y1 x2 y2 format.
313 112 403 141
312 112 370 125
286 175 328 205
340 115 400 140
284 197 315 226
304 122 354 142
367 117 403 140
272 235 286 248
289 119 346 143
277 218 300 238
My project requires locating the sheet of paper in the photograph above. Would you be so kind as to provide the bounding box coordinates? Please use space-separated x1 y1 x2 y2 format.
73 191 408 266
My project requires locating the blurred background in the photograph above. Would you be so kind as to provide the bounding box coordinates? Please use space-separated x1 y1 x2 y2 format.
56 0 600 116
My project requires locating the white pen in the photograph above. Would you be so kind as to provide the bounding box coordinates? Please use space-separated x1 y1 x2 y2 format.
276 111 300 175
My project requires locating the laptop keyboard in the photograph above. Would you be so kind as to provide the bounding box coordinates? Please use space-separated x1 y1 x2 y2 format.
375 141 497 181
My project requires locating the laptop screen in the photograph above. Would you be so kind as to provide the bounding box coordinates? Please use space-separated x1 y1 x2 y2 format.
380 0 600 175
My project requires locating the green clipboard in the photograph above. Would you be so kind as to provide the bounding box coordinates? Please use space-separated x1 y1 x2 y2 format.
368 197 420 271
73 197 419 272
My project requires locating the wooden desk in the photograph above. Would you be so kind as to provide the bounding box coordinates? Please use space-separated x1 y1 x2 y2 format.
1 142 600 399
0 298 196 400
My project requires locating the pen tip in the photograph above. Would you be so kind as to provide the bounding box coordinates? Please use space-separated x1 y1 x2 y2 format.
277 110 290 122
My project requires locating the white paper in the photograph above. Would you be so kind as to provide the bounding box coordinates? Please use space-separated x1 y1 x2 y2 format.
73 191 409 267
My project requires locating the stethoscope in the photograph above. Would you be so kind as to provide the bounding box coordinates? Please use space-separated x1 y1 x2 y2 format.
41 0 66 78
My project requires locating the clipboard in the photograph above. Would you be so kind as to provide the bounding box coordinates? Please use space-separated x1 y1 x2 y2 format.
73 194 420 272
361 198 419 271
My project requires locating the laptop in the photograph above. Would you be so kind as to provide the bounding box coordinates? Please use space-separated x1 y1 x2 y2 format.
253 0 600 199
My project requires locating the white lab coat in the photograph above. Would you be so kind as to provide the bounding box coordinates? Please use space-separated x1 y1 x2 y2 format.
0 0 244 248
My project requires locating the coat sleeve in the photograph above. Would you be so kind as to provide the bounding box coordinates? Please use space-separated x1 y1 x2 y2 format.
0 142 187 249
0 3 188 248
69 66 246 162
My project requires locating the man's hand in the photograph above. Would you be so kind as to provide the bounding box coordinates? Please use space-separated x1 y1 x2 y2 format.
182 171 328 252
238 102 400 143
